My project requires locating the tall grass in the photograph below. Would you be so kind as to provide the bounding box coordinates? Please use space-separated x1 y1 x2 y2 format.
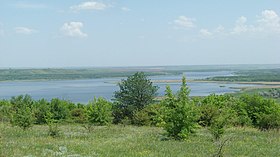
0 123 279 157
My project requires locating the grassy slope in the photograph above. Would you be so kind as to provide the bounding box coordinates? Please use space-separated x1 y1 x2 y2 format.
1 123 279 157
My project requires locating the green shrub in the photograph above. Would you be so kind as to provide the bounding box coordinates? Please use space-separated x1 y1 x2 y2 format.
33 99 50 124
10 95 35 130
0 100 11 122
240 95 280 130
132 104 165 126
49 98 71 121
86 97 113 126
45 112 60 137
70 108 87 123
199 94 238 127
163 77 200 140
199 104 219 127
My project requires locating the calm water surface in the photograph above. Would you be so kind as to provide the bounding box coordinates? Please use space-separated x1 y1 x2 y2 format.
0 71 259 103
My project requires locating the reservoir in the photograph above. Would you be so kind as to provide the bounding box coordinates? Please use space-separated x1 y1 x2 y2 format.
0 71 259 103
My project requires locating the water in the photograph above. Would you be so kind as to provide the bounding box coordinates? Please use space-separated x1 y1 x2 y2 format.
0 71 259 103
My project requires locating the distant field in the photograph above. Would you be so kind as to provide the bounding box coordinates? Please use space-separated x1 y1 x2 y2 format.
0 123 279 157
0 64 279 82
206 68 280 82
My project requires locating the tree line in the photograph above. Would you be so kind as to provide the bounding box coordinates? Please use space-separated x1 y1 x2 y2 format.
0 72 280 140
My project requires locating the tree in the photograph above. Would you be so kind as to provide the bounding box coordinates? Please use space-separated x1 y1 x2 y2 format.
163 76 200 140
10 95 35 130
114 72 159 121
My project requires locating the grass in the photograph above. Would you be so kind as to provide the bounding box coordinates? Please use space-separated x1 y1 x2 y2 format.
1 123 279 157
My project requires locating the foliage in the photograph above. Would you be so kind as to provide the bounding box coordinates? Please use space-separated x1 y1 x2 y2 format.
114 72 158 121
45 112 60 137
70 108 87 123
10 95 35 130
162 76 200 140
132 104 165 126
86 97 113 126
49 98 71 121
33 99 50 124
240 94 280 130
0 100 11 122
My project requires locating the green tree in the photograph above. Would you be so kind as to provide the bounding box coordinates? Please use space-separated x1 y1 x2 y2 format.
49 98 70 121
114 72 158 121
10 95 35 130
163 76 200 140
33 99 50 124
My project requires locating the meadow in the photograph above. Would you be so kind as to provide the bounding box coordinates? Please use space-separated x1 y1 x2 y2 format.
1 123 279 157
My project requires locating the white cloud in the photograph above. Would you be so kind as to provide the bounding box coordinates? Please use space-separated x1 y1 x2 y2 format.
14 27 37 35
61 22 88 38
231 10 280 35
200 29 213 37
232 16 249 34
121 7 131 12
70 1 107 11
214 25 226 34
258 10 280 33
174 16 196 29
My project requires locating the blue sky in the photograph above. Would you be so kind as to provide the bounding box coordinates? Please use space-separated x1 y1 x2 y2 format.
0 0 280 67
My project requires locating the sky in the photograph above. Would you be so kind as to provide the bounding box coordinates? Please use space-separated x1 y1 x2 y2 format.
0 0 280 68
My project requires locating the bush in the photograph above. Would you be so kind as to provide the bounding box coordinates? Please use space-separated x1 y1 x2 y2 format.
70 108 87 123
45 112 60 137
10 95 35 130
131 104 165 126
33 99 50 124
240 95 280 130
257 111 280 131
199 94 238 127
49 98 71 121
163 77 200 140
0 100 11 122
86 97 113 127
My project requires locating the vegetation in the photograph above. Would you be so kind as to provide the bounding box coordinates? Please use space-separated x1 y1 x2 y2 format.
0 124 279 157
1 64 279 82
0 71 280 156
85 97 113 130
162 77 200 140
206 68 280 82
113 72 158 123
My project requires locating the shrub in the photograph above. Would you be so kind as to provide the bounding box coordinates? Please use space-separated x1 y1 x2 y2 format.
45 112 60 137
163 77 200 140
49 98 70 121
10 95 35 130
240 95 280 130
70 108 87 123
0 100 11 122
86 97 113 127
199 94 238 127
33 99 50 124
131 103 164 126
